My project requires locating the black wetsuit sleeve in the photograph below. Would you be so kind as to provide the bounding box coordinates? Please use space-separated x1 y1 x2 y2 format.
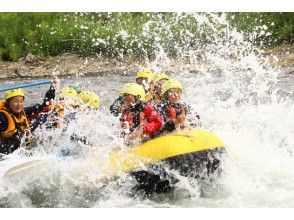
43 88 56 103
110 96 124 117
0 112 8 133
162 121 176 132
24 88 56 119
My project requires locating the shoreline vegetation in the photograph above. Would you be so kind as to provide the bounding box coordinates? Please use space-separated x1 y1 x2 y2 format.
0 12 293 79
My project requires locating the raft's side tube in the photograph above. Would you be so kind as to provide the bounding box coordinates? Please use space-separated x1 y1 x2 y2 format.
108 128 224 175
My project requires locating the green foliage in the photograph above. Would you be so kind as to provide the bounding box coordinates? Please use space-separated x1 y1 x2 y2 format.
0 12 293 61
227 12 294 45
0 13 59 60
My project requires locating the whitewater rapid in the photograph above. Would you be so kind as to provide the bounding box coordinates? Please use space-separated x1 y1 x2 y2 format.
0 68 293 207
0 12 293 207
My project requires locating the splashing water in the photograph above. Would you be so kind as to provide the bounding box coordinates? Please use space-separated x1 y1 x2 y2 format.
0 13 293 207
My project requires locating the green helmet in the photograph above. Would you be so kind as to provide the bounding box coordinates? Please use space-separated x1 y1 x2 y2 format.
161 79 183 96
120 83 145 100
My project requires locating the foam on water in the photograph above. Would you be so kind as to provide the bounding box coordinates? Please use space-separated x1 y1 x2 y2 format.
0 13 293 207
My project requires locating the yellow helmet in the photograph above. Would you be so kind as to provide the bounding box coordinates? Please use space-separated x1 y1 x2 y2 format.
120 83 145 100
161 79 183 96
78 91 101 109
152 73 169 85
59 86 78 99
5 89 25 100
136 69 154 80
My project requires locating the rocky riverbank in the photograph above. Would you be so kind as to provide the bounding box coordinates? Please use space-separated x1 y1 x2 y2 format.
0 44 293 80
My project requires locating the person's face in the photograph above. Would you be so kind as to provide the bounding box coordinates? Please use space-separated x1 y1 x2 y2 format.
123 93 136 106
154 79 167 94
8 96 25 114
167 88 182 103
136 77 149 87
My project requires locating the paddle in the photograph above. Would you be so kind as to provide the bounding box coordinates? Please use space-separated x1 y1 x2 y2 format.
3 159 52 180
0 79 51 93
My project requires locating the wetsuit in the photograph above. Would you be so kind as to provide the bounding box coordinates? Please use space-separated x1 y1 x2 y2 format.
110 96 124 117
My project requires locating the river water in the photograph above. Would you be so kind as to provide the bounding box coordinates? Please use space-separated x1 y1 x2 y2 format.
0 13 294 208
0 67 293 208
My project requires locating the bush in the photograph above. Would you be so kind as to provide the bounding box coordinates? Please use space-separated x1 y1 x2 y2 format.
227 12 294 45
0 12 293 61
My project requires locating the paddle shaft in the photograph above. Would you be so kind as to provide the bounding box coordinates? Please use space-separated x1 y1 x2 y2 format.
0 80 51 93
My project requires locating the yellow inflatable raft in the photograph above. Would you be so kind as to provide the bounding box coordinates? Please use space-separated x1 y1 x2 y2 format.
108 128 224 175
3 128 225 195
106 128 225 194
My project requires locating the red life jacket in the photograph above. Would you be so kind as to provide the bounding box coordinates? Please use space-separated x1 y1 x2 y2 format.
166 103 187 121
120 102 162 137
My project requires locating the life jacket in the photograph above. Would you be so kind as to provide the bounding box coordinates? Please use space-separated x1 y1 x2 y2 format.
120 101 162 138
50 102 65 128
110 92 152 117
145 91 152 102
120 102 145 134
159 101 187 132
166 102 187 122
0 100 31 141
44 102 80 129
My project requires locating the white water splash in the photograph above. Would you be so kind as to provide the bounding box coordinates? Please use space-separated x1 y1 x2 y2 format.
0 12 293 207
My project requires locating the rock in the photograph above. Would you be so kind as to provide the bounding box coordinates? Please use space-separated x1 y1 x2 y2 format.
13 68 23 77
25 53 38 63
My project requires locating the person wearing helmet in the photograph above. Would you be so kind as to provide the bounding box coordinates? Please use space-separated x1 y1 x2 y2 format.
41 88 96 158
150 72 169 107
78 90 100 110
109 95 124 117
59 86 79 98
66 90 100 145
110 69 155 117
135 69 154 91
159 79 190 133
50 88 100 128
43 86 82 130
118 83 162 144
0 76 59 154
